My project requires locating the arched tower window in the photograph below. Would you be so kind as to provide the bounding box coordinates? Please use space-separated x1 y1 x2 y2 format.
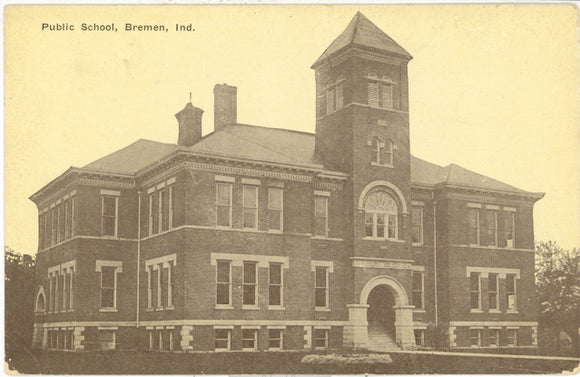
364 191 398 239
35 286 46 313
369 137 394 166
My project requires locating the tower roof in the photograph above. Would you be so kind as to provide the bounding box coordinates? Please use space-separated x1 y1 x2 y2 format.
312 12 412 68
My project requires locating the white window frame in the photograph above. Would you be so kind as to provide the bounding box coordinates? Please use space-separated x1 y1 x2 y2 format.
412 271 424 310
168 185 174 229
411 205 424 245
216 182 233 228
242 261 258 308
488 328 500 347
414 329 425 347
101 195 119 238
214 328 231 351
148 193 155 236
267 187 284 232
314 194 329 238
216 260 232 308
470 272 482 312
468 206 480 246
487 210 498 246
158 189 165 233
470 328 482 347
268 262 283 308
313 328 329 349
314 266 329 310
145 254 176 310
242 184 259 230
488 273 499 312
241 328 258 351
95 260 122 312
268 328 284 350
364 191 399 240
504 209 516 248
506 274 517 312
506 328 518 347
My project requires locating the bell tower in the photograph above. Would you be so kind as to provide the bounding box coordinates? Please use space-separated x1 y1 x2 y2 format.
312 12 417 350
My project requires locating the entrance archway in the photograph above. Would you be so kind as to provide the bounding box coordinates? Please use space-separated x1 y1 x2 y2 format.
367 285 397 349
358 275 415 349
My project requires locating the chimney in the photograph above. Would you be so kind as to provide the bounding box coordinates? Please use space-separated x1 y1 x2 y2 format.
213 83 237 131
175 102 204 147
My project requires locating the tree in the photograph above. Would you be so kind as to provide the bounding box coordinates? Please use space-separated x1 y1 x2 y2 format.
5 246 35 359
535 241 580 355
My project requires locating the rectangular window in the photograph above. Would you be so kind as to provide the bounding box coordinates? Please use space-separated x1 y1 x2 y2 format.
159 190 167 232
470 272 481 310
216 183 232 228
314 195 328 237
488 273 499 311
411 206 423 244
99 330 116 351
168 262 175 308
387 213 397 239
148 194 155 235
70 196 76 237
487 210 497 246
168 186 175 229
243 261 257 306
147 266 153 309
64 200 71 240
100 267 116 309
160 264 167 308
412 271 424 310
38 214 45 250
216 260 231 306
269 263 283 307
56 204 62 243
243 185 258 229
379 83 393 109
414 330 425 347
268 187 283 232
504 211 515 248
242 329 258 350
368 81 378 107
62 270 69 311
102 196 118 237
470 329 482 347
468 208 480 245
506 329 518 346
214 329 231 350
51 207 57 245
506 274 517 311
489 329 500 347
313 329 328 349
268 329 283 350
315 266 329 308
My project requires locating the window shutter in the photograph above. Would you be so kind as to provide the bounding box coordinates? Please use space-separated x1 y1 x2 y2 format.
380 84 393 109
368 82 378 107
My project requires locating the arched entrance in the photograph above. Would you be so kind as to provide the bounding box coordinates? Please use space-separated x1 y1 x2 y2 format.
367 285 397 349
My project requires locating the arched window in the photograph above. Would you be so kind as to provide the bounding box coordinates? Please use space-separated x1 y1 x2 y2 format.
371 137 381 164
369 138 394 166
364 191 398 239
35 287 46 313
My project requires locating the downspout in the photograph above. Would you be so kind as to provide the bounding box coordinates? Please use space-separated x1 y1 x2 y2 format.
433 199 438 325
136 191 142 328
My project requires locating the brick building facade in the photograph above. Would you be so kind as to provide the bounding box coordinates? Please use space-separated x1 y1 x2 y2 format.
31 12 543 352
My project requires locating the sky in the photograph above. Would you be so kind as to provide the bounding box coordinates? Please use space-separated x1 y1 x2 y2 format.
4 4 579 255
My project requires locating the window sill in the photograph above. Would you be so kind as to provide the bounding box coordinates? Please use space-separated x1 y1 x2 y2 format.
269 229 283 234
413 309 426 313
146 308 154 312
99 308 118 313
412 242 424 247
470 309 483 313
242 227 258 231
312 235 329 240
100 235 118 240
315 307 331 312
364 237 404 243
370 162 394 168
242 305 260 310
215 305 234 310
166 306 175 311
489 309 501 314
242 348 258 352
268 306 285 311
507 310 519 314
155 308 164 311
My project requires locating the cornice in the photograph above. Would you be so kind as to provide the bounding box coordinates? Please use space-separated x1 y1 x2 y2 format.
184 161 312 183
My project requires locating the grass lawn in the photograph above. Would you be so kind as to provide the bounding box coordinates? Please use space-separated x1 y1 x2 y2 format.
6 349 579 374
